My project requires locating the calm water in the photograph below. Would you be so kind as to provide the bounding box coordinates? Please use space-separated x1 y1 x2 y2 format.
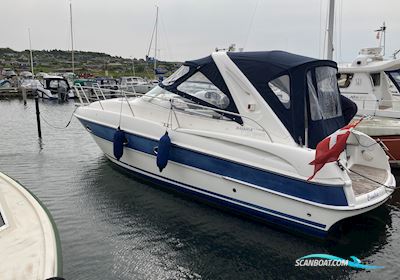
1 99 400 280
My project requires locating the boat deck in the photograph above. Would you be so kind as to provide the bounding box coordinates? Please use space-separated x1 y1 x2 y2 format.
349 165 387 196
0 172 60 279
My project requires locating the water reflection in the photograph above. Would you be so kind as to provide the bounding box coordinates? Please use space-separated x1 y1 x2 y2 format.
83 158 395 279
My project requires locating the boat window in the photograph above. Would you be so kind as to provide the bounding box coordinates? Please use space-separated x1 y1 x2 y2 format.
370 73 381 86
268 75 290 109
338 73 354 88
162 66 189 86
143 86 230 120
386 70 400 89
308 67 342 121
177 72 230 109
49 80 59 88
0 212 4 227
307 72 323 120
59 80 68 88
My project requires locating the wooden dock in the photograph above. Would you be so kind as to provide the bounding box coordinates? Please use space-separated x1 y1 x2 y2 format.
0 88 20 98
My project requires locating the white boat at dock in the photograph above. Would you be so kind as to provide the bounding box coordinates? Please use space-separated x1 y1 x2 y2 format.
337 24 400 165
74 51 397 237
339 47 400 118
36 75 75 100
0 172 62 279
119 76 155 94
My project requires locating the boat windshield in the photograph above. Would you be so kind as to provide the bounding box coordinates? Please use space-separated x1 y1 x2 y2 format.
0 212 5 227
307 66 342 121
162 66 189 86
49 79 69 89
386 70 400 92
144 86 230 120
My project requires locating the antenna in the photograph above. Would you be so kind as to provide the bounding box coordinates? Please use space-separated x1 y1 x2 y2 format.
69 0 75 74
375 22 386 56
131 56 136 76
383 22 386 56
154 5 159 77
326 0 335 60
28 28 34 75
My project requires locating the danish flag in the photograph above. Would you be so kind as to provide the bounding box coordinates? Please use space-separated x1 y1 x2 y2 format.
307 118 364 181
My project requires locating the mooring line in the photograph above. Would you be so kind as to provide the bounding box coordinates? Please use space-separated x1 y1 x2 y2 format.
40 106 78 130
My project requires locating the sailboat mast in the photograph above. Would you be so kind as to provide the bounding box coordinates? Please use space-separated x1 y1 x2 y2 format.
154 5 159 75
28 28 34 75
70 0 75 74
382 22 386 56
326 0 335 60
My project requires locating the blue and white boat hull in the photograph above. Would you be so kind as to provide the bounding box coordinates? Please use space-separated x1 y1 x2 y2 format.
75 114 394 237
74 50 396 237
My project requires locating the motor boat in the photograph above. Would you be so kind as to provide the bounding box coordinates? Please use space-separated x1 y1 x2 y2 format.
18 71 42 94
19 71 34 80
119 76 156 93
36 75 75 100
338 48 400 166
0 79 12 88
0 172 63 279
74 51 396 237
1 68 17 79
338 47 400 117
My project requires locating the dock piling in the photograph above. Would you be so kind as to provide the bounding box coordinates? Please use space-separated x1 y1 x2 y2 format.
22 87 27 106
34 95 42 139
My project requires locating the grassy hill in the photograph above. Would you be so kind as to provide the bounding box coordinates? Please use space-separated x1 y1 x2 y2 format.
0 47 180 78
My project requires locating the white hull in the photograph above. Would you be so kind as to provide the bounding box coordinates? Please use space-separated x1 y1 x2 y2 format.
77 114 394 236
341 92 400 119
75 50 397 237
36 88 75 100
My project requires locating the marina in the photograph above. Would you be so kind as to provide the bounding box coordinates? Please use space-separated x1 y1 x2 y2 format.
0 98 399 279
1 0 400 279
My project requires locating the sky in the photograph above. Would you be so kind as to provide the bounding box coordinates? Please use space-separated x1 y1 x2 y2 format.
1 0 399 62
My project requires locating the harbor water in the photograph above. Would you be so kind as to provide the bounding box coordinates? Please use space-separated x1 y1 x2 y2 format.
1 99 400 280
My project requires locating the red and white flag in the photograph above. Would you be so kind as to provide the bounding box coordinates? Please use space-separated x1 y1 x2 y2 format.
307 118 364 181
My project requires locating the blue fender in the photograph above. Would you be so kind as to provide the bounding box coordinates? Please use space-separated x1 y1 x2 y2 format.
113 128 125 161
156 132 171 172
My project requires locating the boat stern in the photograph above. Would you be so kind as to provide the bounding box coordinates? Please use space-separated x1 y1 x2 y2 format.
343 129 396 209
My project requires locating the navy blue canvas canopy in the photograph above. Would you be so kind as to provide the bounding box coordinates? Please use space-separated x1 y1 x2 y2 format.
161 51 353 148
228 51 347 148
160 55 243 124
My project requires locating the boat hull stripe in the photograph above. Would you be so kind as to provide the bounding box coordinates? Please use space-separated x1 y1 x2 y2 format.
107 156 328 236
78 118 348 206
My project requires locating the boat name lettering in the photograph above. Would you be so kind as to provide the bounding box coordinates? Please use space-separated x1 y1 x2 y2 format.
367 191 380 201
236 126 254 132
